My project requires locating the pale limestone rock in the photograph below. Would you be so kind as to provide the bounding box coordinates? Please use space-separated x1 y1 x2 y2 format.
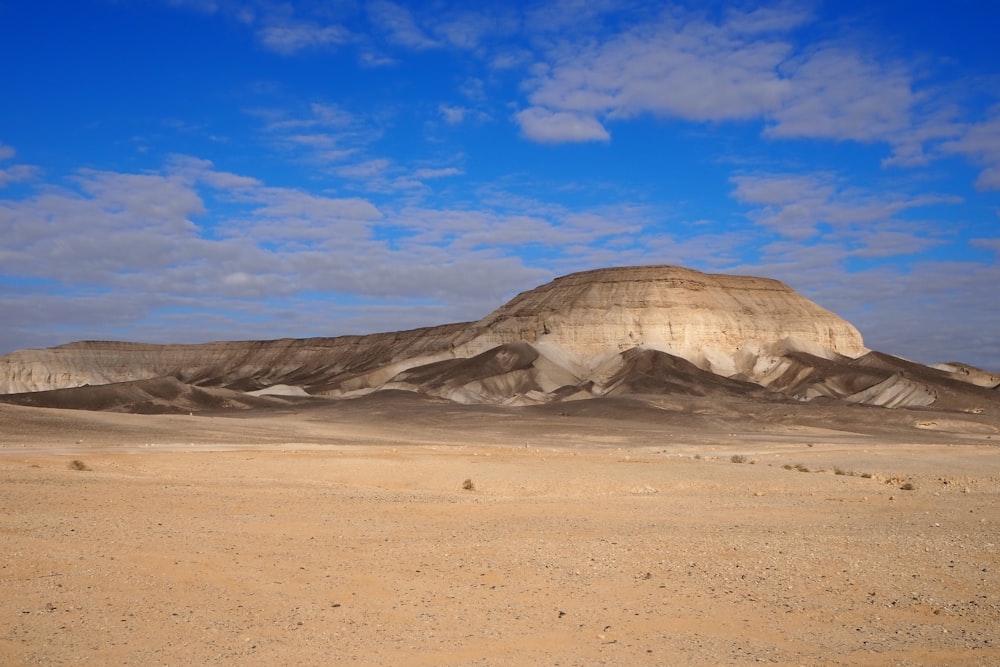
458 266 867 376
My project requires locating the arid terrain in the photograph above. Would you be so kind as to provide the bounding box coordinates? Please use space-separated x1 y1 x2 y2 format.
2 394 999 666
2 266 998 665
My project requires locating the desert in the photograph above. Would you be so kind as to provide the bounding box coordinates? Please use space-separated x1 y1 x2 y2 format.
2 266 999 666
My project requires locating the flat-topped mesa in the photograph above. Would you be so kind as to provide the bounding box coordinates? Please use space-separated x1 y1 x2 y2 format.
463 265 867 376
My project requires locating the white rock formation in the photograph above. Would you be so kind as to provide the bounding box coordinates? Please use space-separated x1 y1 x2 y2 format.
458 266 867 377
0 265 869 396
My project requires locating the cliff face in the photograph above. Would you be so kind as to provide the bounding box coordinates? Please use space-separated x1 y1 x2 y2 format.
462 266 867 375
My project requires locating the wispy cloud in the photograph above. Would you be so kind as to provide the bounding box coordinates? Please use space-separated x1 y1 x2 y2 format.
335 158 392 180
0 142 40 187
439 105 467 125
731 171 960 243
367 0 439 50
257 21 351 54
254 102 375 165
0 165 40 188
413 167 462 179
940 109 1000 190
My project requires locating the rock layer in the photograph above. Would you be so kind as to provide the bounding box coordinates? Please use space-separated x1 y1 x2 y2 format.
461 266 867 375
0 324 468 395
1 265 996 415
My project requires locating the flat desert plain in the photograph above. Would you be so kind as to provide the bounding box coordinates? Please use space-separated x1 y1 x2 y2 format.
2 396 999 666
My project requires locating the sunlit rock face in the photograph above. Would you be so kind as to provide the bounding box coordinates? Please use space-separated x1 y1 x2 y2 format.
459 266 868 376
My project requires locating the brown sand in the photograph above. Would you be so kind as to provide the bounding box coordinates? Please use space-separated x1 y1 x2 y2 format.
1 400 998 666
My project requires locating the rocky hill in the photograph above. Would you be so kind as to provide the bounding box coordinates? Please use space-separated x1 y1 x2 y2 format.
1 265 997 416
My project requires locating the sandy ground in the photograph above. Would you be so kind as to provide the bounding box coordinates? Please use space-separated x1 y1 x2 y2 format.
2 400 999 666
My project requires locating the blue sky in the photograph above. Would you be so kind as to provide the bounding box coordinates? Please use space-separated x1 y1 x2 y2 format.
1 0 999 370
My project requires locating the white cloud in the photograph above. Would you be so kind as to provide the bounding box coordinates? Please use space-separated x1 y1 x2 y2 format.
431 10 499 50
515 107 610 143
0 165 40 187
940 110 1000 190
310 103 355 126
521 11 792 127
250 188 382 223
731 172 961 241
165 155 261 190
0 142 39 186
413 167 462 179
263 103 357 132
511 4 977 172
367 0 438 50
971 237 1000 254
257 21 350 55
440 105 467 124
524 0 631 34
336 158 391 179
765 46 914 143
255 102 375 166
722 4 814 34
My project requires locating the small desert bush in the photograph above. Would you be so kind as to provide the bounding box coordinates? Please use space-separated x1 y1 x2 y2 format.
462 478 475 491
833 467 874 478
69 459 90 471
899 481 916 491
730 454 747 464
794 463 810 473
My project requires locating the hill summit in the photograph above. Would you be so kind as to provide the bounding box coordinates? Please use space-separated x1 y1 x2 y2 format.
0 265 997 415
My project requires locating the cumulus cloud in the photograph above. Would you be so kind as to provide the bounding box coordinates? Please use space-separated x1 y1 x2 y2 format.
523 14 791 125
765 46 914 142
515 108 610 143
511 2 975 172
